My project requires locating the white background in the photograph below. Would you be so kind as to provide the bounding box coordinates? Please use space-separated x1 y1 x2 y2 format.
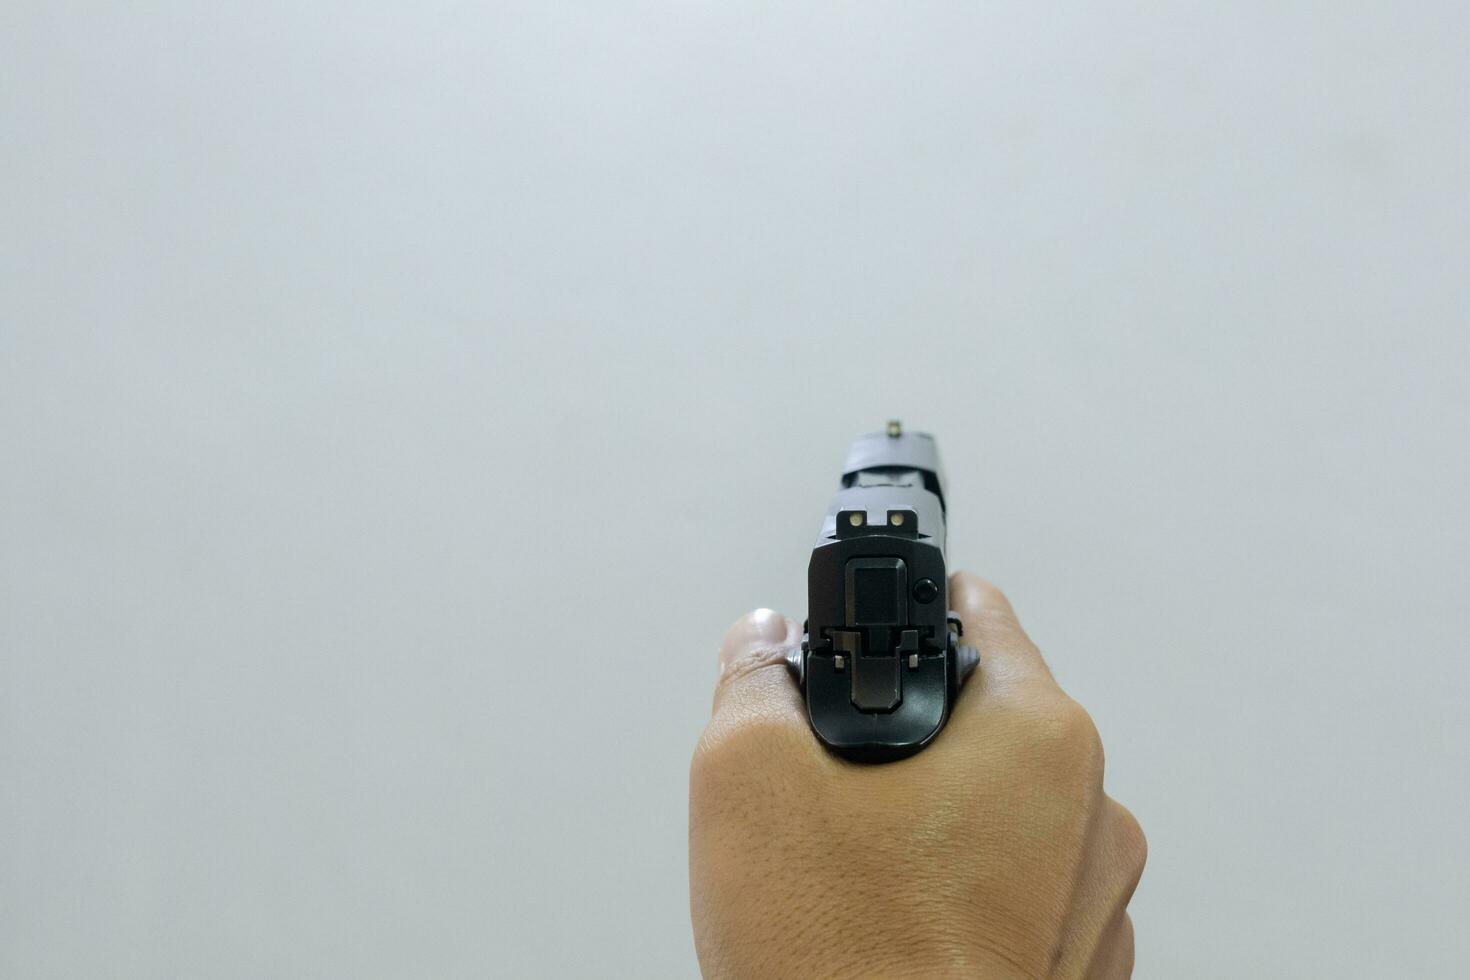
3 3 1467 977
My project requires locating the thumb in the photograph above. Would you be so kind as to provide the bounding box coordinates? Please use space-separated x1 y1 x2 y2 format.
710 608 802 717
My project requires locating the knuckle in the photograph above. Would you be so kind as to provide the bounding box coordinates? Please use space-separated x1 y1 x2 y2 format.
1046 697 1104 767
1057 698 1103 758
1109 801 1149 881
715 646 791 695
1004 695 1106 794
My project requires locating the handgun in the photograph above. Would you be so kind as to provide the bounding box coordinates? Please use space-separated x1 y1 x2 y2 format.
789 422 978 762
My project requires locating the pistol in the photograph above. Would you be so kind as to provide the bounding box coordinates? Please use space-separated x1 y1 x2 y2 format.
790 422 978 762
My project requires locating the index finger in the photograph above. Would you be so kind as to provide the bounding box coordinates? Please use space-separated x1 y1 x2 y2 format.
949 571 1056 695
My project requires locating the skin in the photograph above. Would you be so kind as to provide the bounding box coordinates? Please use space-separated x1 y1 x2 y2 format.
689 572 1146 979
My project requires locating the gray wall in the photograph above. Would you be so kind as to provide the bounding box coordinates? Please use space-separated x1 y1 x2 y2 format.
3 4 1466 977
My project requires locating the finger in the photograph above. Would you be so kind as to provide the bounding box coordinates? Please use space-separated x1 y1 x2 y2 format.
716 608 790 676
948 571 1055 689
710 608 802 717
1085 912 1134 980
1057 799 1148 978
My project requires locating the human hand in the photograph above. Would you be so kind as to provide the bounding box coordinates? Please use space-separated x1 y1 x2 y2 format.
689 572 1146 979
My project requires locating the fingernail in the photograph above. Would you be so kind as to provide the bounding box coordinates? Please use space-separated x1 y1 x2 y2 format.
718 608 789 673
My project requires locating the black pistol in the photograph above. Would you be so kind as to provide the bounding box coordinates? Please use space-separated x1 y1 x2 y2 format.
791 422 978 762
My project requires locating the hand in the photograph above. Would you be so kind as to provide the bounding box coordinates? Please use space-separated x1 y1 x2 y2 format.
689 572 1146 979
